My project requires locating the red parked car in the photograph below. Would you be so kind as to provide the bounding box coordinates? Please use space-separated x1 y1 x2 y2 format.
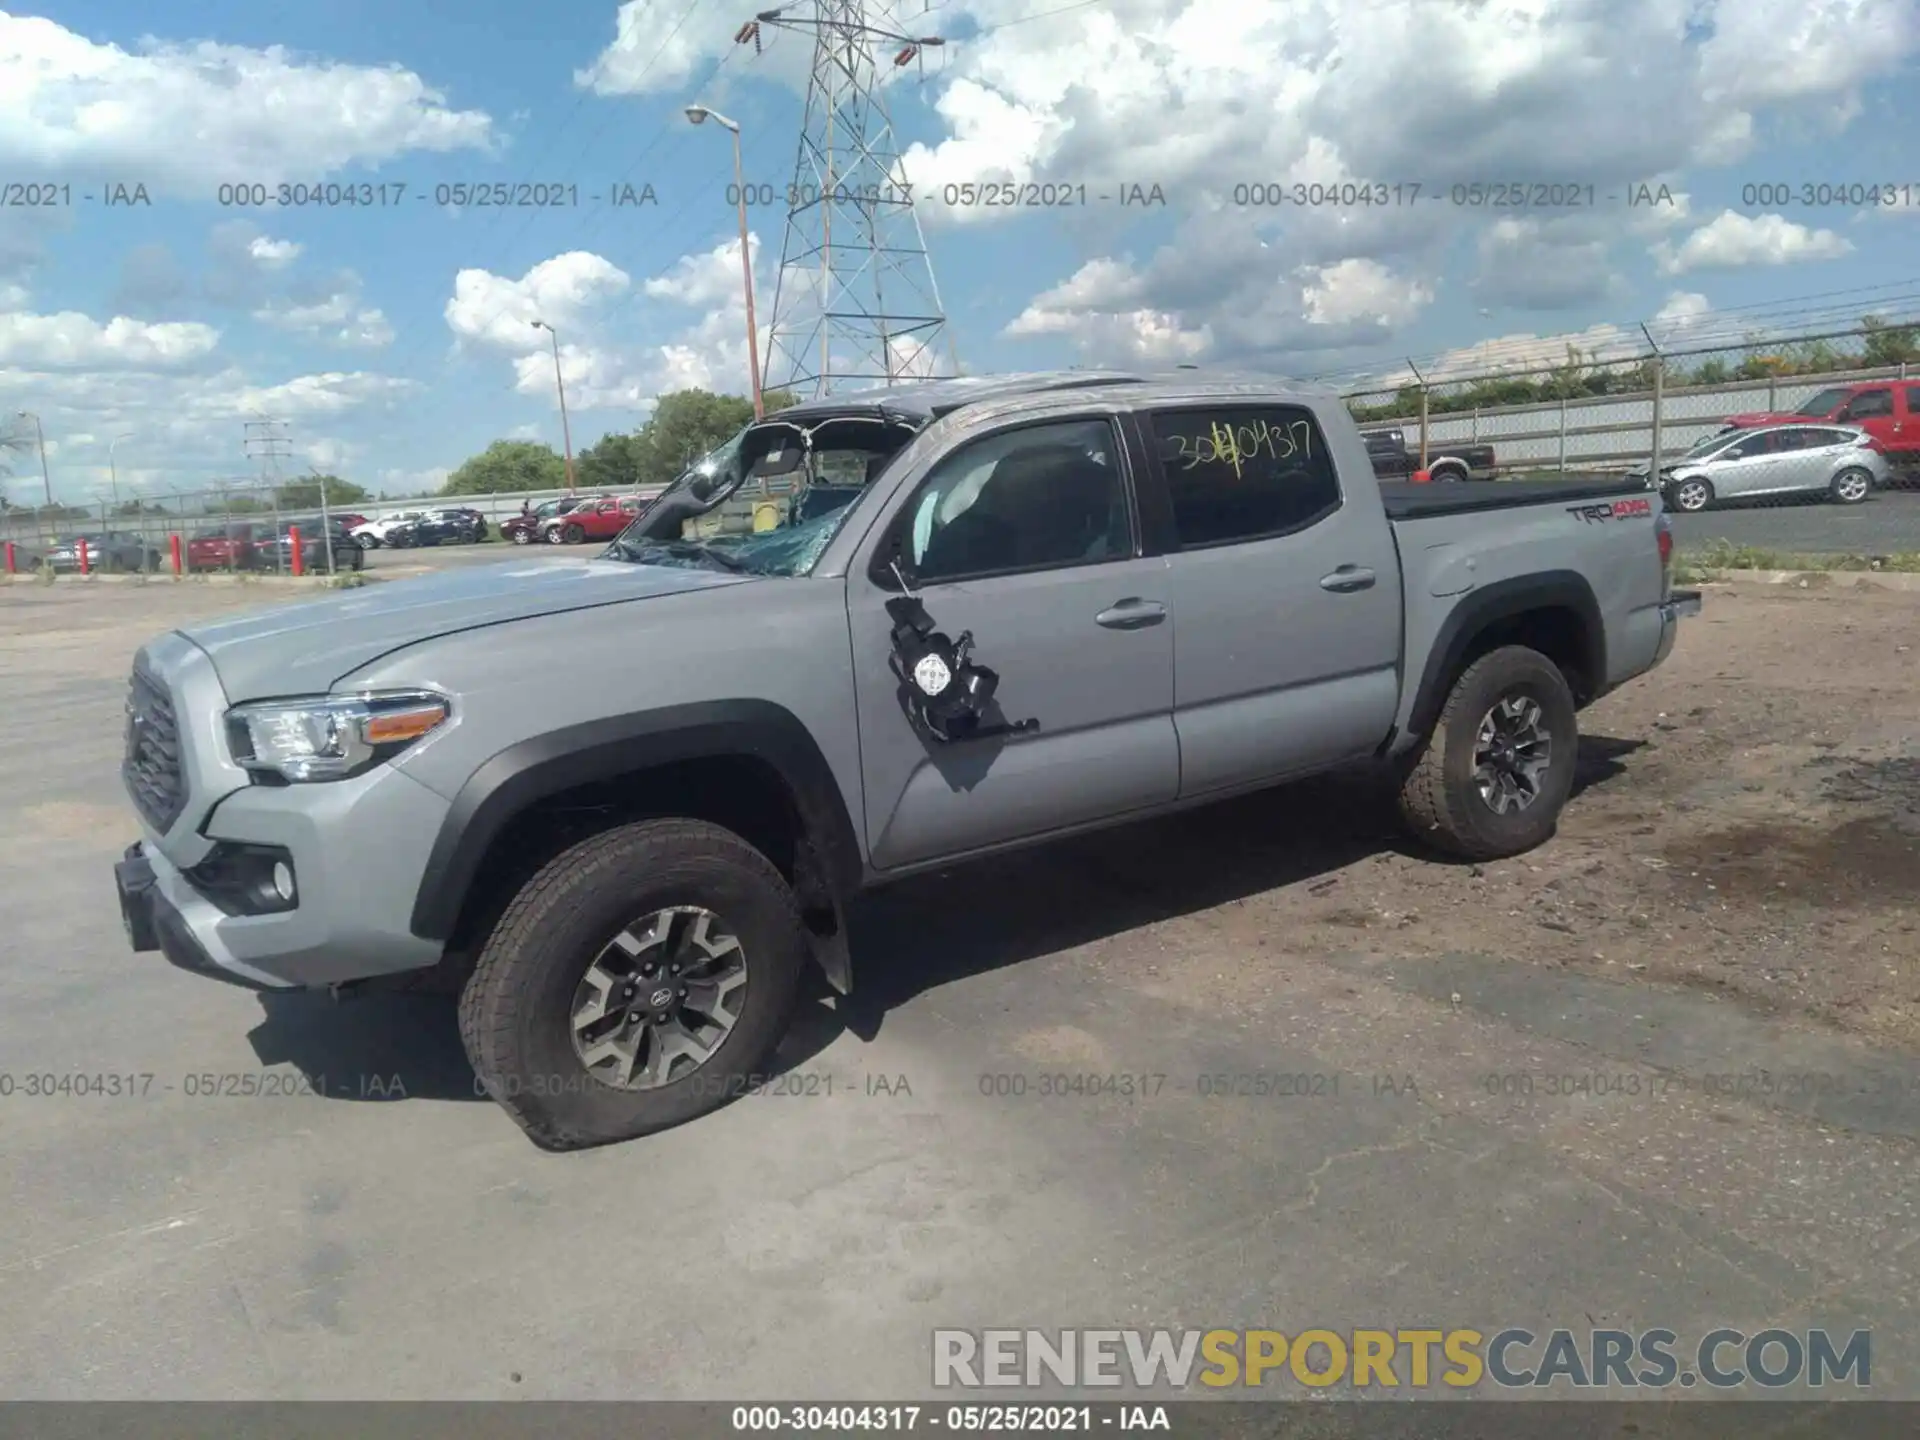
185 522 261 571
542 494 644 544
1723 380 1920 468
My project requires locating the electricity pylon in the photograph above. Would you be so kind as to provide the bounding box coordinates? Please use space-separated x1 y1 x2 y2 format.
739 1 957 395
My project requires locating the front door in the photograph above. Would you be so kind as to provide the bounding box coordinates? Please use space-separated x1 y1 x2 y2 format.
846 414 1179 871
1137 401 1405 796
1836 387 1898 451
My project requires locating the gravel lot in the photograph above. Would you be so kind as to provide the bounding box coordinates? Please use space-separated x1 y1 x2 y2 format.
2 579 1918 1401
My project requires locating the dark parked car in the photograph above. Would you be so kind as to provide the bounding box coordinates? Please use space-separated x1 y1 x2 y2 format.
501 496 592 545
432 507 488 542
1363 429 1497 483
38 530 162 572
269 517 364 572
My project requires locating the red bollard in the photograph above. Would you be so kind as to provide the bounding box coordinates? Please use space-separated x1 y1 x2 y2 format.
3 541 14 574
78 538 90 574
169 533 183 575
289 525 304 576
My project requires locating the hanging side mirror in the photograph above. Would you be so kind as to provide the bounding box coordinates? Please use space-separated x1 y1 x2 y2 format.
884 596 1037 744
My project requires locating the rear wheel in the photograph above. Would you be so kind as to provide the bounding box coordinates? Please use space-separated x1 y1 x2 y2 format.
1398 645 1579 861
1830 467 1872 505
459 818 808 1150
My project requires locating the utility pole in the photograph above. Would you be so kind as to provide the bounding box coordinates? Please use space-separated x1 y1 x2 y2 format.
740 0 956 396
530 319 577 489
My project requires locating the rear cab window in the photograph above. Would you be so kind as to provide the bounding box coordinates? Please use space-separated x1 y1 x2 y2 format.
1144 406 1340 547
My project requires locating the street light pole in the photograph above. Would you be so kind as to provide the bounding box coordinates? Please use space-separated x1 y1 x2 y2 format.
108 432 135 515
687 104 765 418
530 319 577 490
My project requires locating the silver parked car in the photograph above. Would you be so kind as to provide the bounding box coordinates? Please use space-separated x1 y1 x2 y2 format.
1656 424 1888 512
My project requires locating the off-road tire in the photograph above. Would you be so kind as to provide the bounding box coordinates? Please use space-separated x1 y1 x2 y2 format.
458 818 808 1151
1397 644 1579 861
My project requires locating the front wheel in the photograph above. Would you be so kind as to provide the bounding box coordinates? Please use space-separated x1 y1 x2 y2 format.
1669 476 1713 512
355 533 379 550
562 522 586 544
1397 645 1579 861
1830 467 1872 505
458 818 809 1150
513 528 533 545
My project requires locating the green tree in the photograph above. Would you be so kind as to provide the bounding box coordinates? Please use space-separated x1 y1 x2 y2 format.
628 387 800 488
442 440 568 496
576 431 647 492
276 474 370 509
1859 314 1920 368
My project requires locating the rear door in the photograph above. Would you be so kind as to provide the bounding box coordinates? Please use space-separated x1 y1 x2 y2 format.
846 412 1178 870
1137 401 1404 797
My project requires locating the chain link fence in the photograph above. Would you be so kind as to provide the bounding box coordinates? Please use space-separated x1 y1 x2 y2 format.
0 480 373 579
1332 322 1920 557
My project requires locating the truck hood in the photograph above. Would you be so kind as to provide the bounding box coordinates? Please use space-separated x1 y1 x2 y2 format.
180 556 753 700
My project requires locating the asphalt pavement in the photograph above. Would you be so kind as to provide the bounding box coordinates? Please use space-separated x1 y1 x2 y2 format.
1668 487 1920 555
3 584 1919 1401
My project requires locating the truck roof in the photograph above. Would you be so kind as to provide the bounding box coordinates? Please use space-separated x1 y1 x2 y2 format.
768 368 1337 423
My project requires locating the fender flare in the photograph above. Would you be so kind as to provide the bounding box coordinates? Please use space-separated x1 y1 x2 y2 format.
408 700 864 947
1404 571 1606 745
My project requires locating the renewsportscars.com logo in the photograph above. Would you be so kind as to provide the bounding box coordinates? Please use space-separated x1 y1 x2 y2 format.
932 1328 1870 1391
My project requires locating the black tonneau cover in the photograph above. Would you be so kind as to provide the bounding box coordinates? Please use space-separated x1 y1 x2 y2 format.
1380 474 1651 520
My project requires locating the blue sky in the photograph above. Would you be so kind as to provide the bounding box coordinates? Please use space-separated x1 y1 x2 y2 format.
1 0 1916 504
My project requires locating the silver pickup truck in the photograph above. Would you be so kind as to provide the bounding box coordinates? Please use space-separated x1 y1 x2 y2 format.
113 370 1699 1148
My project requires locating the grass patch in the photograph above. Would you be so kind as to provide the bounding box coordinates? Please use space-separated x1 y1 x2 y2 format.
1674 538 1920 583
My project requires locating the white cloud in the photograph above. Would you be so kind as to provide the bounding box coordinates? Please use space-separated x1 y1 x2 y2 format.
0 307 219 369
445 236 777 413
445 252 632 350
248 237 301 268
0 14 496 194
253 289 394 349
1298 258 1432 329
1653 210 1854 274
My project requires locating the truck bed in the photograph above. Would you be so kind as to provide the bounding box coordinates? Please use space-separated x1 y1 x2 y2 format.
1379 474 1649 520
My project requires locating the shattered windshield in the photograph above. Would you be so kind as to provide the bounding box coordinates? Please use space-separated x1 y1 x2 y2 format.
607 412 921 577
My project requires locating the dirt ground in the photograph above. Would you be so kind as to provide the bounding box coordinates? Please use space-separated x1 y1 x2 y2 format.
1025 579 1920 1051
5 576 1917 1050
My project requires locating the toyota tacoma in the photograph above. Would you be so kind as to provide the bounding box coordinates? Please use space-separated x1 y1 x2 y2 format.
114 371 1699 1149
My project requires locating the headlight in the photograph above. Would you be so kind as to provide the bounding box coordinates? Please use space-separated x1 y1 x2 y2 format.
225 691 450 782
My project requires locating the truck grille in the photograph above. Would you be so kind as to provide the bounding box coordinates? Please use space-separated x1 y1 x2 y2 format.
123 661 187 832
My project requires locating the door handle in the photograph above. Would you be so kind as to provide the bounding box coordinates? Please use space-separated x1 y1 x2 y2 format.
1320 565 1377 592
1094 599 1166 629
